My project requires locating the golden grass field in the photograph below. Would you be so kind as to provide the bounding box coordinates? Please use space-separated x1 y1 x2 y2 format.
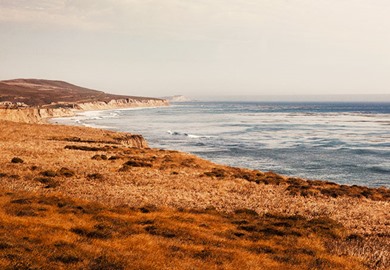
0 120 389 269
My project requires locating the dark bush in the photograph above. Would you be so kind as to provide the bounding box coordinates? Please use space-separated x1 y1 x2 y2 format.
89 255 125 270
204 168 226 178
11 157 24 164
51 254 81 264
234 209 258 216
41 170 57 177
123 160 152 168
58 167 75 177
10 198 32 204
65 145 107 151
87 173 104 180
36 177 52 184
92 155 108 160
70 227 111 239
139 205 158 213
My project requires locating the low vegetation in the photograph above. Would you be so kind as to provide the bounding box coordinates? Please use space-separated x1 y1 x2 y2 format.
10 157 24 164
0 189 375 270
0 120 388 269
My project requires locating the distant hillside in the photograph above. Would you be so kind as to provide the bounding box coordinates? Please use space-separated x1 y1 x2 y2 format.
0 79 163 107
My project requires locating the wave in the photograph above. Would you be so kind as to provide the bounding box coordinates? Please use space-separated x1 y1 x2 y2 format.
82 123 115 129
167 130 216 139
368 166 390 174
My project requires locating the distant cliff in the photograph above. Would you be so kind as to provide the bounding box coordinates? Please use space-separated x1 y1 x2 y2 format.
0 79 169 123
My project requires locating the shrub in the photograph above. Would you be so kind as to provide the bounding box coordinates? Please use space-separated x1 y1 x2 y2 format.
123 160 152 168
64 145 108 151
11 157 24 164
50 254 81 264
36 177 60 188
234 209 258 216
87 173 104 180
89 255 125 270
70 227 112 239
58 167 75 177
41 170 57 177
92 155 108 160
204 168 226 178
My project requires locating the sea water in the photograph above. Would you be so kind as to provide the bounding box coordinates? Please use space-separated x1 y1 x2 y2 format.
53 102 390 188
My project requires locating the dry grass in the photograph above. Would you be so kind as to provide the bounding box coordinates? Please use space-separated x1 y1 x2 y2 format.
0 189 368 270
0 120 389 269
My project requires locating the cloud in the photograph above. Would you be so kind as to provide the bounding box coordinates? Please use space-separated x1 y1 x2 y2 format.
1 0 390 95
0 0 110 30
0 0 388 43
0 0 269 38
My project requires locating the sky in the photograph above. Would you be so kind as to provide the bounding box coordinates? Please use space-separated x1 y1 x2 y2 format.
0 0 389 99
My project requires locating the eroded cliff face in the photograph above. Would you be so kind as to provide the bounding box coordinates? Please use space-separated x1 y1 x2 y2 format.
0 107 75 123
113 134 149 148
0 98 169 124
75 98 169 111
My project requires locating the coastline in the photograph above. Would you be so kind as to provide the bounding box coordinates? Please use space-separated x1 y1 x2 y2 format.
0 98 169 124
56 101 390 189
2 100 388 204
0 115 388 224
0 104 389 269
48 104 171 126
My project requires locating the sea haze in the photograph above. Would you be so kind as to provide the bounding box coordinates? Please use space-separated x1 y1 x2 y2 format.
53 102 390 188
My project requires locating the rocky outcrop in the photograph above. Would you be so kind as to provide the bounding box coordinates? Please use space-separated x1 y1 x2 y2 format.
113 134 149 148
0 98 169 124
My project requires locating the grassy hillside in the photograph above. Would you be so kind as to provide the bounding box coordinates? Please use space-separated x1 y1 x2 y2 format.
0 79 163 107
0 189 368 270
0 120 389 269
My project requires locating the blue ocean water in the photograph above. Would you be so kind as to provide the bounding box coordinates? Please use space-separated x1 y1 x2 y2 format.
53 102 390 188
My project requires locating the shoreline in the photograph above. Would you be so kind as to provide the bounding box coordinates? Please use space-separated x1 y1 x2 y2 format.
48 104 170 125
1 96 385 193
0 110 389 269
50 103 389 190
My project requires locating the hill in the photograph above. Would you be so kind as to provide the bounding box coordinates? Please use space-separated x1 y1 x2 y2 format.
0 79 168 123
0 79 164 108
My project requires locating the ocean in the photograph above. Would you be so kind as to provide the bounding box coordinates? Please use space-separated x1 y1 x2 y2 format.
53 102 390 188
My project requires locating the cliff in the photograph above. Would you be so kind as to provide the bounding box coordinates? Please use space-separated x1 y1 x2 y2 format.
75 98 169 111
0 99 168 123
0 79 169 123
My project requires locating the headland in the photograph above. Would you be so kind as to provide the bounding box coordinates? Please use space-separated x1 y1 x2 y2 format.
0 79 169 123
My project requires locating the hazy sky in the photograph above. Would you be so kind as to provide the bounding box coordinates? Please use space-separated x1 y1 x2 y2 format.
0 0 389 98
